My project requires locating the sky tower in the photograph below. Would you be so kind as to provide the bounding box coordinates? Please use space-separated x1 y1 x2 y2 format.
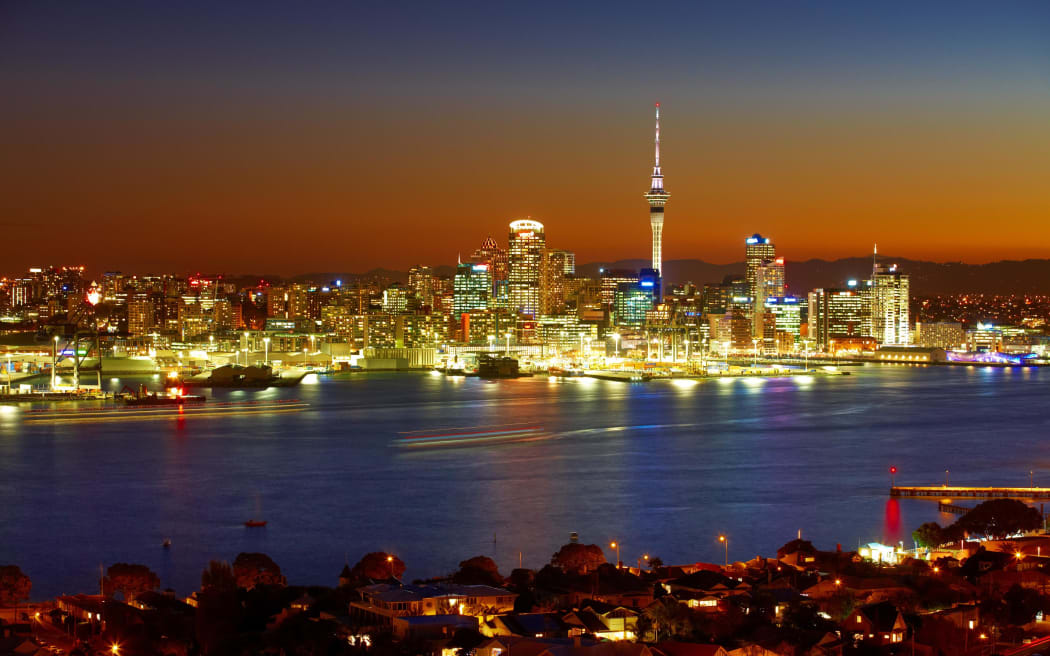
645 103 670 275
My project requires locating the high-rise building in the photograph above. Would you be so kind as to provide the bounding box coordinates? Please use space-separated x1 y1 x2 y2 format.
613 282 655 327
644 104 669 275
808 286 869 351
407 265 435 307
870 264 910 346
453 263 491 319
470 236 509 301
507 219 545 316
127 295 155 336
382 285 410 314
745 234 776 300
543 249 574 315
916 321 965 349
753 256 785 337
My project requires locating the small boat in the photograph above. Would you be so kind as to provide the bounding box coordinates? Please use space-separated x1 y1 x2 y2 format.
162 538 171 548
245 519 267 528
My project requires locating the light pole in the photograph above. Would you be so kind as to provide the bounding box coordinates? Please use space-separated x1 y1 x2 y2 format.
723 341 729 372
4 354 11 394
263 337 270 365
52 335 59 391
487 334 495 353
611 333 621 368
1030 470 1035 488
610 541 621 568
890 466 897 488
718 535 728 566
945 469 950 486
752 338 759 367
506 331 512 354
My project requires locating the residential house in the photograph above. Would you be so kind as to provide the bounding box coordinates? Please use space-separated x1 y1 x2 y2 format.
352 583 517 624
842 601 908 646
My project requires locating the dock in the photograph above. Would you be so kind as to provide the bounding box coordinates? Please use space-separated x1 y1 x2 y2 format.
891 486 1050 500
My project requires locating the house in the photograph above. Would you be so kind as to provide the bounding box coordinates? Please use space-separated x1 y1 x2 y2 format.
485 613 572 639
651 642 728 656
727 645 780 656
351 583 517 623
391 614 479 640
663 570 751 609
842 601 908 646
563 608 637 641
475 636 652 656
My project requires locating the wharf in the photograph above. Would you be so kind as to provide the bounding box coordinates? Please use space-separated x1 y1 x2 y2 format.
892 486 1050 500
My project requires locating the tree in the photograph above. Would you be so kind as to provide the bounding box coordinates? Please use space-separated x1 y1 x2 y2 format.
350 551 405 581
201 560 236 592
912 522 945 548
105 563 159 603
233 552 287 589
956 499 1042 538
0 565 31 605
648 556 664 569
453 556 502 586
550 543 606 574
642 596 693 642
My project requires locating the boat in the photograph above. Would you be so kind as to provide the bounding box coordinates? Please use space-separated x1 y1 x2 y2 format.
120 382 206 406
245 519 267 528
162 538 171 548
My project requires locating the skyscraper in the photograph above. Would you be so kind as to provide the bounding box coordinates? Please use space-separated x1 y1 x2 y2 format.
870 264 910 345
645 104 669 275
453 263 491 319
744 234 776 299
507 219 545 316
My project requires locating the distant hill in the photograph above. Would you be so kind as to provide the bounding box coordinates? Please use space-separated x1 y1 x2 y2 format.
284 257 1050 295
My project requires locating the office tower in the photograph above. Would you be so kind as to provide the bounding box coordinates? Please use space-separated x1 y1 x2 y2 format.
745 234 776 300
407 265 435 307
644 104 670 274
753 256 785 337
127 295 155 336
507 219 545 316
453 263 492 319
808 285 869 351
870 264 910 346
382 285 409 314
764 296 801 354
470 236 509 300
599 269 638 308
543 249 574 315
613 281 655 327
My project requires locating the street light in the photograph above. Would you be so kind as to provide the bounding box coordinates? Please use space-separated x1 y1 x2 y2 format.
52 335 60 391
110 643 120 656
751 338 759 367
506 331 512 353
488 334 496 352
263 337 271 365
610 541 621 568
718 535 728 566
611 333 621 368
386 554 396 579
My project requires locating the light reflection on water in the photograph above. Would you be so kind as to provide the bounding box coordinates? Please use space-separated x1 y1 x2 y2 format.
0 365 1046 599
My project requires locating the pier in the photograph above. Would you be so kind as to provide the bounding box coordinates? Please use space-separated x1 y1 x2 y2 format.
891 486 1050 500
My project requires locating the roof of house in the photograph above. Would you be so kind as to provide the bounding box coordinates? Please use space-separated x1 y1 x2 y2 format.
857 601 904 632
651 641 727 656
359 582 514 603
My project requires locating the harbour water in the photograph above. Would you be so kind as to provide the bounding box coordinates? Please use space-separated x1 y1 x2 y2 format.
1 364 1047 599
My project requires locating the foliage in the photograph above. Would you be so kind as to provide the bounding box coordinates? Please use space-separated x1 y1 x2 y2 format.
777 539 816 558
912 522 945 548
233 552 287 589
550 543 606 574
648 556 664 569
452 556 502 586
350 552 406 581
641 596 694 642
105 563 160 602
201 560 237 592
0 565 31 605
954 499 1042 538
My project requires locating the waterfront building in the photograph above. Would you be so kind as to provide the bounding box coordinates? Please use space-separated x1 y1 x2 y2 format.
600 269 638 308
966 322 1004 352
753 256 785 338
400 313 450 348
644 104 670 275
470 236 509 300
543 249 574 315
765 296 801 353
507 219 545 316
915 321 965 349
127 295 155 336
870 264 910 345
407 265 435 307
453 263 492 319
727 296 754 350
808 286 869 352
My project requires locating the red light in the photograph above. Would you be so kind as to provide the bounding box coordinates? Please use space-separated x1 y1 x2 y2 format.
655 102 660 107
890 466 897 474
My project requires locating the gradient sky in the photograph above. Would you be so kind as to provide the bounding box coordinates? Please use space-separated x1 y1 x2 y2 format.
2 1 1048 275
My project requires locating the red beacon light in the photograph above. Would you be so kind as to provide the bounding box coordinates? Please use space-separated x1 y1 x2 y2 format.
890 466 897 475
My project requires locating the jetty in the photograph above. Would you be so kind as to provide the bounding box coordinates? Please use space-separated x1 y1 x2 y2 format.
891 486 1050 500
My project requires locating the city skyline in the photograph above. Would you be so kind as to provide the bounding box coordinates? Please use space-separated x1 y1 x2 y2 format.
3 2 1049 274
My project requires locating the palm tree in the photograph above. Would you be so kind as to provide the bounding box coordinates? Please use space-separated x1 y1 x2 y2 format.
643 597 691 642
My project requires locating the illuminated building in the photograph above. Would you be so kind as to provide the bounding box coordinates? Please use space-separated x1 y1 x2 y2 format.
535 315 595 350
127 295 155 336
212 297 234 333
727 296 753 350
321 304 356 336
507 219 545 316
966 322 1004 352
808 286 869 351
753 256 785 338
542 249 574 315
600 269 638 308
453 263 491 319
400 313 450 347
460 309 518 345
613 282 654 327
644 104 670 275
764 296 801 352
870 264 910 345
382 285 409 314
745 234 776 302
407 265 435 307
916 322 965 349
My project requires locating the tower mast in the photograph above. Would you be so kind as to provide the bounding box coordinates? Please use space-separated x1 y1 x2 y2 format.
645 104 670 274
